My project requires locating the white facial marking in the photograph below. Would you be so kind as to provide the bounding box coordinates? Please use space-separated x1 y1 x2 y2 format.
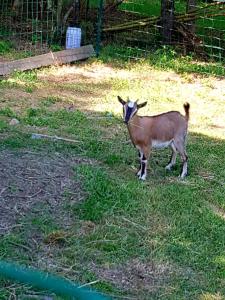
128 101 135 108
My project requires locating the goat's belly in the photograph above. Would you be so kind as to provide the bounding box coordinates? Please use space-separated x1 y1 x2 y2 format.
152 139 172 149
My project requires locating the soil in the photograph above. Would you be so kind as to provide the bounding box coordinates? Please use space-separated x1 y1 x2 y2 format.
90 259 174 298
0 149 91 235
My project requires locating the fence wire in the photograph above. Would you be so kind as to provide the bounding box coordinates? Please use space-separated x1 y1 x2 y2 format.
0 0 55 57
100 0 225 64
0 0 225 75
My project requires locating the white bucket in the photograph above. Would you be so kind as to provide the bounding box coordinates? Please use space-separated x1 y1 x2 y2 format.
66 27 81 49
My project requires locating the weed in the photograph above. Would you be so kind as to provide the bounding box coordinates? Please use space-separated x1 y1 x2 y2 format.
11 70 38 83
0 40 13 54
50 44 63 52
0 107 16 118
0 120 8 132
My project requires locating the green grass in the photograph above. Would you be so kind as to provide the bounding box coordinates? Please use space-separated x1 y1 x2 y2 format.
0 55 225 299
0 40 13 54
99 44 225 76
0 42 35 60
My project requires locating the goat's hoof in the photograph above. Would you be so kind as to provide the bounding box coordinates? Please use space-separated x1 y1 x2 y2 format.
137 170 141 177
178 173 187 180
165 166 172 171
139 175 146 181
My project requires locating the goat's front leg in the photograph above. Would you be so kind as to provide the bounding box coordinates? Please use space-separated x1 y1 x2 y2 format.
136 150 143 177
138 145 150 181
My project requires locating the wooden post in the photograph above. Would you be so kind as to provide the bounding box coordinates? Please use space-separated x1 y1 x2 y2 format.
96 0 104 57
161 0 175 44
57 0 63 32
186 0 196 33
73 0 81 26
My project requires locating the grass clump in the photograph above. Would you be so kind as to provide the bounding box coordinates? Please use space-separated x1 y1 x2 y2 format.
0 40 13 54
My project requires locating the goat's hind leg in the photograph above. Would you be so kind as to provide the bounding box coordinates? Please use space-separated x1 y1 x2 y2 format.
165 142 177 171
180 154 188 179
173 140 188 179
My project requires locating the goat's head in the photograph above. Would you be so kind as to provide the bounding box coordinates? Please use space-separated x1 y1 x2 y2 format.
117 96 147 124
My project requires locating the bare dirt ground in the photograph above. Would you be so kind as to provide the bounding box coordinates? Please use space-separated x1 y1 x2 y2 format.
90 259 173 293
0 150 89 236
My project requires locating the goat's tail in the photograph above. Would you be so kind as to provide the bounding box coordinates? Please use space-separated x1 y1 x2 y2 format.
183 102 190 121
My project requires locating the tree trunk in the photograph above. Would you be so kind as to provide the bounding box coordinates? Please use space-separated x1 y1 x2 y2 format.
73 0 81 26
161 0 175 44
186 0 196 33
57 0 63 32
12 0 21 16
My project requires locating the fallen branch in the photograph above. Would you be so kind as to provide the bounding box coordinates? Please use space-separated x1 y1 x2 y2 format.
31 133 81 144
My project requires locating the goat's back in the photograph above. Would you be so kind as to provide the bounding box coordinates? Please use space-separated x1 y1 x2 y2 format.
140 111 188 141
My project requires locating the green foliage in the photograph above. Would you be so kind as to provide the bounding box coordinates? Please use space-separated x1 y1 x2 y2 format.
50 44 63 52
99 44 225 76
11 70 38 83
0 40 13 54
0 107 16 118
0 120 8 132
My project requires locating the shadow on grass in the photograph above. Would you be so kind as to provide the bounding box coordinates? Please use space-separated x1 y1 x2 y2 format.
0 106 224 299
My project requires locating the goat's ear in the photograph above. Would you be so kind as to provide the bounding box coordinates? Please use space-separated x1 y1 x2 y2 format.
137 101 147 109
117 96 126 106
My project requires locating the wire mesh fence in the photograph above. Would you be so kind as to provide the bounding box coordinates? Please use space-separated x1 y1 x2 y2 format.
0 0 56 57
0 0 98 60
100 0 225 63
0 0 225 75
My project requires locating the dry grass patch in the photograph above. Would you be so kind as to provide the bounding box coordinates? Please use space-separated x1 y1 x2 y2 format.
0 149 92 235
90 259 172 294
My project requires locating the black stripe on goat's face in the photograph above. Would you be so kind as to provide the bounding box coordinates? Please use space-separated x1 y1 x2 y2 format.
117 96 138 124
123 101 138 124
118 96 147 124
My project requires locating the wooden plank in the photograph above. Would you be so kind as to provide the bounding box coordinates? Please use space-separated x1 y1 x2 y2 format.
0 45 95 76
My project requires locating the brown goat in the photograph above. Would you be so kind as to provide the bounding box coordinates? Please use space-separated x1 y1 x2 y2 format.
118 96 190 180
